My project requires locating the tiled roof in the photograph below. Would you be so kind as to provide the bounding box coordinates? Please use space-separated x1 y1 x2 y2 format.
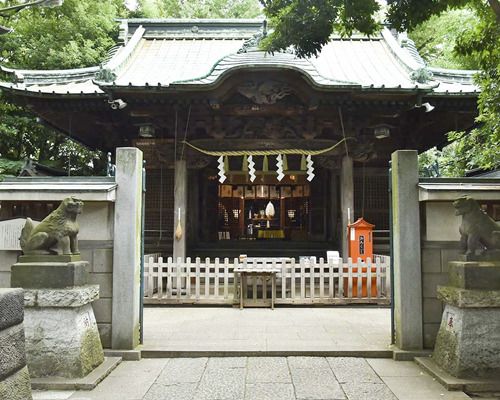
0 19 478 96
116 37 245 86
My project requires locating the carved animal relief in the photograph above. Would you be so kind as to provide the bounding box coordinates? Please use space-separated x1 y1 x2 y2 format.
20 196 83 255
237 80 292 105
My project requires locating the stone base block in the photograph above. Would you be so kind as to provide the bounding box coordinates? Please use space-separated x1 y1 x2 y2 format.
0 288 24 331
18 254 81 263
433 304 500 379
0 324 27 380
459 250 500 262
438 285 500 308
11 261 89 289
416 356 500 392
448 261 500 290
31 357 121 391
0 366 32 400
24 285 99 308
24 292 104 379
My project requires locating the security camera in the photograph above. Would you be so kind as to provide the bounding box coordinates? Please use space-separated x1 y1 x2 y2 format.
108 99 127 110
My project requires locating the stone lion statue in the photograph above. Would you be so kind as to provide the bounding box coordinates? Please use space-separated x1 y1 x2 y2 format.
20 196 83 255
453 196 500 256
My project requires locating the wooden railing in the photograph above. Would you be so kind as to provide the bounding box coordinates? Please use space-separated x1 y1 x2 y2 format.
143 257 391 305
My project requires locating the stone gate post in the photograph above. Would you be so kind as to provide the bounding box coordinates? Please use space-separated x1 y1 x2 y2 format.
112 147 143 349
391 150 423 350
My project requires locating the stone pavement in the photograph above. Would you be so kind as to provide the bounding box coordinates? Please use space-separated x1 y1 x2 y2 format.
143 307 391 353
32 357 473 400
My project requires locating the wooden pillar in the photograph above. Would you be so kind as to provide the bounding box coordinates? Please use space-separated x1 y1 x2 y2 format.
329 171 339 245
187 170 199 247
173 160 187 260
340 155 354 261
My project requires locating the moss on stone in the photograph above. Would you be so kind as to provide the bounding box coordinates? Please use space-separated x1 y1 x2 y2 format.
433 328 459 376
0 366 32 400
438 285 500 308
79 329 104 376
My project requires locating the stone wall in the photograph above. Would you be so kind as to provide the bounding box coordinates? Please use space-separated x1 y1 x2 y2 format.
0 288 32 400
420 201 462 348
0 201 115 348
78 202 114 348
421 241 462 348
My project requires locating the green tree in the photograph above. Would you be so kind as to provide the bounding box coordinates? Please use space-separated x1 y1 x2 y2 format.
0 0 129 176
409 8 479 70
134 0 262 19
261 0 500 173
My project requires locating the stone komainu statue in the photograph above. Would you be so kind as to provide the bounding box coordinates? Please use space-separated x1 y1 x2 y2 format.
20 196 83 255
453 196 500 256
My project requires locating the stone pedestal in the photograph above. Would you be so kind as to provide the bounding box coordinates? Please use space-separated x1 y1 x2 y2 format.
0 288 32 400
11 261 104 379
433 261 500 379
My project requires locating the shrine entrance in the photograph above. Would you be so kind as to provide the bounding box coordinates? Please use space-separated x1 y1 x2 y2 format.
192 161 334 259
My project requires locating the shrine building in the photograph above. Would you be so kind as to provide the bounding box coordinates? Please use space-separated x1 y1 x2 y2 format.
0 19 479 260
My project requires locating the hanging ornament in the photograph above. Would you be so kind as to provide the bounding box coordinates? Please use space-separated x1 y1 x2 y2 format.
265 200 274 229
175 207 183 240
265 201 275 218
262 155 269 172
247 155 256 182
276 154 285 181
282 154 288 171
306 154 315 181
217 155 226 183
300 154 307 171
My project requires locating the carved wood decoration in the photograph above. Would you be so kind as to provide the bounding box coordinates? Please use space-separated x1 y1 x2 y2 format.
206 115 320 140
237 80 292 105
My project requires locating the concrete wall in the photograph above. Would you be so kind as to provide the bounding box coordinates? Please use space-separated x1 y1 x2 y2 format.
0 288 32 400
0 201 115 348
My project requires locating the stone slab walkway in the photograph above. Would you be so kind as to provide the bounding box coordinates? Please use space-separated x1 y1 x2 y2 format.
142 307 391 353
32 357 473 400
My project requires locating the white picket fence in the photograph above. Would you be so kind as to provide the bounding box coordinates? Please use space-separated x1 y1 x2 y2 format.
143 256 391 305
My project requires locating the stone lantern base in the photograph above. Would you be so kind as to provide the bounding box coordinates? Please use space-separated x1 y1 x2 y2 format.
432 261 500 379
11 261 104 379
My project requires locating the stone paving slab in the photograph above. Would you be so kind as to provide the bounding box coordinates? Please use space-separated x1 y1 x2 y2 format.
143 307 392 353
34 356 473 400
341 382 397 400
155 358 207 385
143 382 198 400
246 357 291 383
245 383 295 400
290 367 346 400
327 357 382 384
195 368 246 400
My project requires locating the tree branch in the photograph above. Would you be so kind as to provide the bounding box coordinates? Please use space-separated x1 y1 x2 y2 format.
488 0 500 21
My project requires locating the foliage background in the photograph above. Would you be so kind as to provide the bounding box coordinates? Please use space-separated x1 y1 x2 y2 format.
260 0 499 176
0 0 129 176
0 0 498 177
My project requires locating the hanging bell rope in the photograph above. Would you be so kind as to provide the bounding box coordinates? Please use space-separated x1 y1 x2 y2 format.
175 207 183 241
262 155 269 172
182 137 353 157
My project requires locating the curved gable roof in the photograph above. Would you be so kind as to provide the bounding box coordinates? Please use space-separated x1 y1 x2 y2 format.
0 19 478 96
